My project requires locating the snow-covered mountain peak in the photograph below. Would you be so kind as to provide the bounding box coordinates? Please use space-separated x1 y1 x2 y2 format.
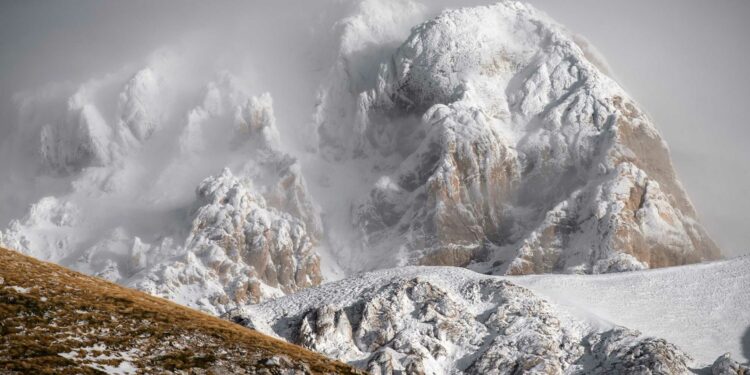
313 0 720 274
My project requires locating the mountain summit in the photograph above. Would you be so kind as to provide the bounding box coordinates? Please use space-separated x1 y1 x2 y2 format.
316 2 720 275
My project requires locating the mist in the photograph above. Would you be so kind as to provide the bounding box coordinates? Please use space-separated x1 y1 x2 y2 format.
1 0 748 258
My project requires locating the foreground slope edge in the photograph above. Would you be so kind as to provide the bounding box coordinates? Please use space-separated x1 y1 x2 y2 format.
0 247 362 374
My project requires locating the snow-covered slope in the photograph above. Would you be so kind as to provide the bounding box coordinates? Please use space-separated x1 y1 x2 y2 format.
513 255 750 366
228 257 750 373
0 0 722 315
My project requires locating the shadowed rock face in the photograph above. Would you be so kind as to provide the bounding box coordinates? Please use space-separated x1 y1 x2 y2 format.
319 2 720 274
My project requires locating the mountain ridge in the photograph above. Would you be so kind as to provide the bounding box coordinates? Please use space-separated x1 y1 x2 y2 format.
229 256 750 373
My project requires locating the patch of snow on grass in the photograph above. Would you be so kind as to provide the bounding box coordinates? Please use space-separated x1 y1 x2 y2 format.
5 285 31 294
58 344 138 375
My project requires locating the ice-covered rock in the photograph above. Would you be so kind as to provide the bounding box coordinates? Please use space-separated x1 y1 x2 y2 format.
312 0 427 158
131 167 322 315
116 68 162 144
228 266 693 374
584 328 691 374
316 1 719 274
712 353 750 375
128 85 324 313
0 197 80 261
14 68 164 175
39 91 114 174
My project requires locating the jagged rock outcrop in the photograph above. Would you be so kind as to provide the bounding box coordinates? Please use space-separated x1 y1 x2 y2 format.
1 65 325 314
116 67 162 144
315 1 720 274
584 328 692 374
132 87 324 314
30 67 163 175
39 93 113 174
0 3 739 374
228 266 693 374
131 167 322 314
712 353 750 375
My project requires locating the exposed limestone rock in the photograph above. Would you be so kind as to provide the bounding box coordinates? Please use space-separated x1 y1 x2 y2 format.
712 353 750 375
132 161 323 315
190 167 321 297
319 2 720 274
0 0 726 327
132 90 324 314
230 267 694 375
584 328 691 374
2 66 326 315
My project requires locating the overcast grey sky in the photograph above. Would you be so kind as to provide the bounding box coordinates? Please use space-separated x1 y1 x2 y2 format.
0 0 748 256
527 0 750 257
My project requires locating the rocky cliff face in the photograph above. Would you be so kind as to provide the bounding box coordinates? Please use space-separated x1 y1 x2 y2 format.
124 83 326 314
228 267 695 375
316 1 719 274
0 2 738 373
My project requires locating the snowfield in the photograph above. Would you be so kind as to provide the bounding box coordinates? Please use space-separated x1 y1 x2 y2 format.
232 256 750 372
514 255 750 366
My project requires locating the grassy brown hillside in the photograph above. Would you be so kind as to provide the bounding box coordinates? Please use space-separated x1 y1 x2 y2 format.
0 247 364 375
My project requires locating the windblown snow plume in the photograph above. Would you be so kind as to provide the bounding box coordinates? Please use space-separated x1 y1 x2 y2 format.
0 60 326 314
0 0 721 315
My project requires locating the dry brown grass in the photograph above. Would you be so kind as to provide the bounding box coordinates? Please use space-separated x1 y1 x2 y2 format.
0 247 365 374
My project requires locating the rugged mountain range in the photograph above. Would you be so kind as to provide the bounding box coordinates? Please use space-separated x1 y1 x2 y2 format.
0 1 740 373
0 1 720 316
